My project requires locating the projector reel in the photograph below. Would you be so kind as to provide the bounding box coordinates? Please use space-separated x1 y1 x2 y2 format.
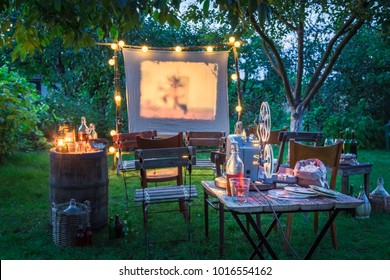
263 144 274 179
258 101 272 143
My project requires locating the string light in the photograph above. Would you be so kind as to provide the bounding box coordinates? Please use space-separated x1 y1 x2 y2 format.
111 43 118 50
108 58 115 66
235 105 242 112
234 41 241 48
114 95 122 102
231 73 238 80
229 36 236 43
142 45 149 52
110 130 117 136
108 146 116 154
118 40 125 48
206 46 213 52
175 46 182 52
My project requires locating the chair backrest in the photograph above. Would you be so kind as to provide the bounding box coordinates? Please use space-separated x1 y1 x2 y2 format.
113 130 157 150
136 133 184 187
267 128 288 145
289 140 343 189
137 132 183 149
275 131 323 172
210 151 226 177
185 131 225 152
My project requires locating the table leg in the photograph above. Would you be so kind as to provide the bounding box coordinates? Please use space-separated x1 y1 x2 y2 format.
219 201 224 257
364 173 370 196
231 211 279 260
304 209 339 260
341 175 350 195
204 191 209 239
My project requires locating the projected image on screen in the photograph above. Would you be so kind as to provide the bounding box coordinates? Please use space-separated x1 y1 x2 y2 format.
140 61 217 120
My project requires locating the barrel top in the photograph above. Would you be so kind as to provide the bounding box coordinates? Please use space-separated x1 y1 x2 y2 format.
50 148 105 160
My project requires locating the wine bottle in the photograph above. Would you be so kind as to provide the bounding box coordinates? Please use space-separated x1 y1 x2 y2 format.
349 130 358 157
226 142 244 196
344 128 351 154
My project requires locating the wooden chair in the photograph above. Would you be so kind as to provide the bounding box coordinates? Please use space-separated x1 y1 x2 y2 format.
112 130 157 173
112 130 157 208
133 146 197 255
185 131 226 177
275 131 323 172
286 139 343 250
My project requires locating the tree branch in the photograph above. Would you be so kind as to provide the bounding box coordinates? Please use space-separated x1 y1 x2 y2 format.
295 0 306 105
249 14 294 107
303 18 366 106
305 15 356 94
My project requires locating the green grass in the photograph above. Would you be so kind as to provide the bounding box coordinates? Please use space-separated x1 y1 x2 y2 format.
0 149 389 260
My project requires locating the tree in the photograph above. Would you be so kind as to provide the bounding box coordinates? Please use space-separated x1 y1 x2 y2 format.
199 0 388 131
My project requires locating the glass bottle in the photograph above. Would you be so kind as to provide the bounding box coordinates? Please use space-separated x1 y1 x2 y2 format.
349 130 358 157
336 131 344 153
75 224 85 247
122 220 129 241
343 128 351 154
355 186 371 219
78 116 89 142
114 214 123 239
108 216 116 240
226 142 244 196
63 198 81 214
84 223 93 246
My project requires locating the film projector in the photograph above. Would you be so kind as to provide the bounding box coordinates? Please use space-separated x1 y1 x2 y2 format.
224 102 275 190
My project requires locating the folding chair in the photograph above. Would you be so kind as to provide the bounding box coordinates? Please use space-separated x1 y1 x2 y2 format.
185 131 225 178
133 146 197 256
112 130 157 208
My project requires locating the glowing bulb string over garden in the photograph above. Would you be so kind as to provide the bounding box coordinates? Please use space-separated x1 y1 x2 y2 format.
96 37 246 138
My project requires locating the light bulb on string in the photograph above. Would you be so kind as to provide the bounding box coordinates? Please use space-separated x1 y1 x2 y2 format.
142 45 149 52
175 46 182 52
110 130 117 136
108 58 115 66
206 46 213 52
231 73 238 81
235 105 242 113
229 36 236 43
118 40 125 48
108 146 116 154
114 95 122 103
234 41 241 48
111 43 118 50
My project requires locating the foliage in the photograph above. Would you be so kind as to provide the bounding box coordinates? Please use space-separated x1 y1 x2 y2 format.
0 0 183 60
0 66 48 162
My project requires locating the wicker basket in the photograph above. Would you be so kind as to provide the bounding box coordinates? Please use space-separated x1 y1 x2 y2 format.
369 195 390 213
52 199 91 247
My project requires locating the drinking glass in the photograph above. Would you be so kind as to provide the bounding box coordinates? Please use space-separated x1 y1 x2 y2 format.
324 138 334 146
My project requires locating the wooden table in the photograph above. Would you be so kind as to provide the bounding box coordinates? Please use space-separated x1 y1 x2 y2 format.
338 162 373 196
201 180 363 260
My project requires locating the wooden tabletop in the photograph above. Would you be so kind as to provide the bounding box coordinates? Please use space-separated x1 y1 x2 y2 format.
201 181 363 214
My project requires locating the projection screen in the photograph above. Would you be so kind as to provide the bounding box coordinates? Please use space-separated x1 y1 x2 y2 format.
122 48 230 135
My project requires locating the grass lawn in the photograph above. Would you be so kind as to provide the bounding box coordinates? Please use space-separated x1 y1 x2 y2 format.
0 148 389 260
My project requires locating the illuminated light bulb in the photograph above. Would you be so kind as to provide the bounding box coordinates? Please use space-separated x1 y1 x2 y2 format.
175 46 182 52
114 95 122 102
142 45 148 52
115 151 119 158
235 105 242 112
229 36 236 43
111 43 118 50
231 73 238 80
110 130 117 136
118 40 125 48
108 58 115 66
108 146 116 154
234 41 241 48
206 46 213 52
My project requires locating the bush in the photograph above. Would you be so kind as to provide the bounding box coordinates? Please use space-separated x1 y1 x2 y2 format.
0 66 49 162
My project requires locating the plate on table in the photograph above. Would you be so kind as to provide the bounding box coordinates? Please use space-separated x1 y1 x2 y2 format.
284 186 318 196
268 189 315 199
309 185 339 198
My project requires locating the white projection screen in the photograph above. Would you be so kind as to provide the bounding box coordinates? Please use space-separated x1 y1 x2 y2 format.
122 48 230 135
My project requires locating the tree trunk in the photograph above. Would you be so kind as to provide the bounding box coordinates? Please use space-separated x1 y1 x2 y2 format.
290 104 305 132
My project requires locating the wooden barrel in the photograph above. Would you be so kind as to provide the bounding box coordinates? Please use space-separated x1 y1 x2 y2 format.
49 148 109 229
